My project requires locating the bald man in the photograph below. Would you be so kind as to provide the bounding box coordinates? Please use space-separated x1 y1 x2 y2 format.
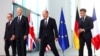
39 10 59 56
12 7 29 56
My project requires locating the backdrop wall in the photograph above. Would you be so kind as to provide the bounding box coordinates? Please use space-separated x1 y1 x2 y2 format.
0 0 12 55
48 0 72 49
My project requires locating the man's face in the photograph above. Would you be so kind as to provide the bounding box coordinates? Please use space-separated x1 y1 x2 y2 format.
7 14 12 21
80 11 86 18
42 11 48 19
17 9 22 16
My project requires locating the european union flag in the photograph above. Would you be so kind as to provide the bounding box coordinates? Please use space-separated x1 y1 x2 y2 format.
58 9 69 51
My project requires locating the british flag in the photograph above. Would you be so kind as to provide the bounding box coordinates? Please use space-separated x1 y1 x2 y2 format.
45 44 51 51
27 12 36 51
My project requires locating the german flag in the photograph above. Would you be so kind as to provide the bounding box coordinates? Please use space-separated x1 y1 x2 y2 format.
73 8 80 50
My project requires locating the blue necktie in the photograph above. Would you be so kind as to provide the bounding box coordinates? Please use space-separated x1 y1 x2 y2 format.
82 17 84 22
17 17 20 23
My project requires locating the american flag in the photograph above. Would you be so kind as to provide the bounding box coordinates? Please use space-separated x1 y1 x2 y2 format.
27 12 36 51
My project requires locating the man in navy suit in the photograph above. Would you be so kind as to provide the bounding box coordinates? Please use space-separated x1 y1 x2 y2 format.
12 7 29 56
39 10 59 56
79 8 93 56
4 13 16 56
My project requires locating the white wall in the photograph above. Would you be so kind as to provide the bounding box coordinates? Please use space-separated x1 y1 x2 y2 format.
48 0 72 49
79 0 100 55
0 0 12 55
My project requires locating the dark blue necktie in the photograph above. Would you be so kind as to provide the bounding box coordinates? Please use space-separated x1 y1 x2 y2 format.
17 17 20 23
82 17 84 22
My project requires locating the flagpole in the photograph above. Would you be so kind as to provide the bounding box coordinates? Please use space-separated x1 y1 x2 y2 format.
94 47 96 56
29 51 32 56
45 51 48 56
62 50 64 56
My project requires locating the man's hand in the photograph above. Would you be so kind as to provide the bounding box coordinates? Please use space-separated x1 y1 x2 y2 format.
10 35 15 41
79 28 85 33
55 38 58 41
24 35 27 40
38 39 41 43
10 37 15 41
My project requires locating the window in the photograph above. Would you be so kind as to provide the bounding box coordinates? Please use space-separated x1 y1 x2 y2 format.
13 0 48 38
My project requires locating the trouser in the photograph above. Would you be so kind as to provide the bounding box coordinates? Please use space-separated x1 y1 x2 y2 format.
39 37 59 56
16 38 26 56
5 40 16 56
79 37 92 56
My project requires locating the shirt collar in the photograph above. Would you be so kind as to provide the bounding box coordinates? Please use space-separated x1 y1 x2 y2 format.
81 15 86 19
44 17 49 23
84 15 86 19
8 19 12 24
18 15 22 19
47 17 49 22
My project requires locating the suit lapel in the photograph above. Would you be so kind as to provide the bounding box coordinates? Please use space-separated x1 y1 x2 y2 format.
81 16 87 23
17 16 23 24
43 19 45 26
43 17 50 27
20 16 23 22
47 17 50 27
84 16 87 23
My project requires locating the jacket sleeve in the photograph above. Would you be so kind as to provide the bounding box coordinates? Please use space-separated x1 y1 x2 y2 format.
84 17 93 32
39 20 43 39
25 17 29 35
53 19 58 38
4 23 7 39
12 19 15 35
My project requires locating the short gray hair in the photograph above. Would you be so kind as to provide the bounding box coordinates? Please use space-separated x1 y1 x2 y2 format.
16 7 23 12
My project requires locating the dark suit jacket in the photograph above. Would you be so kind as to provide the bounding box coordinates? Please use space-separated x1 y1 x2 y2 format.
12 15 29 39
39 17 58 42
79 16 93 39
4 21 13 40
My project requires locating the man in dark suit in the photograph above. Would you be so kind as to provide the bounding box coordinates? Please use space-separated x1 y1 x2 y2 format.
79 8 93 56
39 10 59 56
12 7 29 56
4 13 16 56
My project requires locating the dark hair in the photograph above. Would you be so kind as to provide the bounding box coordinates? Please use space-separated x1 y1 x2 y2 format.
80 8 86 12
8 13 13 17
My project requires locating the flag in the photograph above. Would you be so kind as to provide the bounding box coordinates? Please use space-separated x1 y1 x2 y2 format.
27 11 36 51
58 9 69 51
91 8 100 50
45 44 51 51
73 8 80 50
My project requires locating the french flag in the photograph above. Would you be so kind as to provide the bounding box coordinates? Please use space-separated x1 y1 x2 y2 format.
91 8 100 50
27 11 36 51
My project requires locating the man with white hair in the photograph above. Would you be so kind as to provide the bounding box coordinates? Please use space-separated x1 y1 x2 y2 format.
12 7 29 56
